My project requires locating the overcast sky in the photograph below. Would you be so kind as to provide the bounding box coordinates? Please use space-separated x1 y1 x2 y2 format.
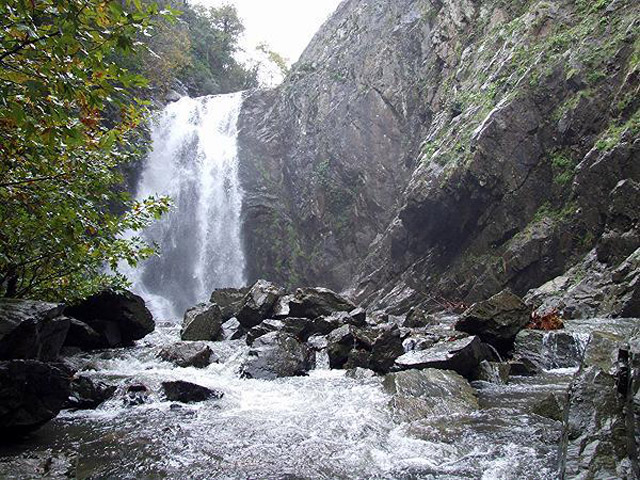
192 0 343 64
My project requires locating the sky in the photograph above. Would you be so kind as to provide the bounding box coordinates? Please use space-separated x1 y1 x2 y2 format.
193 0 343 64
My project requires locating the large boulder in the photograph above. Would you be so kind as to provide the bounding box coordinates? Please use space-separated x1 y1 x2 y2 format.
180 303 223 341
394 336 490 378
383 369 478 421
351 324 404 373
272 287 356 319
162 381 223 403
455 290 530 353
241 331 314 380
246 316 337 345
560 332 639 479
0 360 72 436
65 290 154 349
0 299 69 361
63 317 103 351
220 318 244 340
326 324 356 369
210 287 250 321
235 280 284 328
157 342 216 368
65 376 116 410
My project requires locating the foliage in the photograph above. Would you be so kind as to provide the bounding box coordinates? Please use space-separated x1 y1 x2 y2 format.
0 0 172 301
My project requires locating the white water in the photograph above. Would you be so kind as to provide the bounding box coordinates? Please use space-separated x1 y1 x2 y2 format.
128 93 246 320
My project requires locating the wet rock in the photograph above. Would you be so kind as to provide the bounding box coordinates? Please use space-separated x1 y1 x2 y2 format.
65 290 154 349
345 367 378 380
162 381 223 403
513 329 584 370
508 358 540 376
455 290 530 353
383 369 478 421
65 376 116 410
246 319 284 345
472 360 510 384
348 307 367 326
123 383 150 407
210 287 249 321
0 360 72 436
394 336 489 378
180 303 223 341
350 324 404 374
241 331 314 380
326 325 355 369
0 299 69 361
531 393 565 422
560 331 639 479
235 280 284 328
273 287 355 319
220 318 244 340
400 307 431 328
63 317 103 351
157 342 216 368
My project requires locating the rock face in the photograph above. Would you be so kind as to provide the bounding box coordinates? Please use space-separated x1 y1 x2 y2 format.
513 329 584 370
235 280 284 328
210 287 249 321
157 342 215 368
162 381 223 403
65 290 154 348
0 360 72 435
241 331 314 380
180 303 223 341
455 290 530 352
0 299 69 361
560 332 640 479
394 336 489 378
237 0 640 317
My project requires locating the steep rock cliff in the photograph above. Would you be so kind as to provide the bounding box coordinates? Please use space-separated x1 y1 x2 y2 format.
238 0 639 314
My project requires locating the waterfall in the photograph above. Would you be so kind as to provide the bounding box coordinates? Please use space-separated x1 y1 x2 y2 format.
128 93 246 320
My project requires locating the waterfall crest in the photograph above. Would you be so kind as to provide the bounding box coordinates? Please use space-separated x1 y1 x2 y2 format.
129 93 246 319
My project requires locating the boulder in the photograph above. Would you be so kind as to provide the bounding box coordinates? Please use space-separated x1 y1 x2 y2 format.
455 290 530 352
472 360 511 384
326 325 355 369
122 383 150 407
162 381 223 403
210 287 249 321
273 287 355 319
63 317 103 351
350 324 404 373
65 376 116 410
394 335 489 378
0 360 72 436
348 307 367 326
513 329 584 370
400 307 432 328
65 290 154 348
383 369 478 421
157 342 216 368
235 280 284 328
220 318 244 340
0 299 69 361
247 316 338 345
180 303 223 341
241 331 314 380
531 393 565 422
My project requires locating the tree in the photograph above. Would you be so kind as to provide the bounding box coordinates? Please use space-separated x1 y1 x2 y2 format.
0 0 173 301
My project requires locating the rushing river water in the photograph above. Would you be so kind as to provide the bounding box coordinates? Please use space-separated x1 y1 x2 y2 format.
0 322 575 480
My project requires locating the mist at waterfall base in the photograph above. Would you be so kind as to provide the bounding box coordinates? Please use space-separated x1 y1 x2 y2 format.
127 93 246 320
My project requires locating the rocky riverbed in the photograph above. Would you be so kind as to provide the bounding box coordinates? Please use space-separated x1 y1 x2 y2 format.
1 282 638 479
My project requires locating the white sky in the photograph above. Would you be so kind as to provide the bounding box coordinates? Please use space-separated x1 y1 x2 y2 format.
192 0 343 64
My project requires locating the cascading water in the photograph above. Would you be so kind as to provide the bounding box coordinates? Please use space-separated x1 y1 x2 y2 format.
128 93 246 320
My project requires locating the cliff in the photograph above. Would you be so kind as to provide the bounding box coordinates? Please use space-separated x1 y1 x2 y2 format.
237 0 639 315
